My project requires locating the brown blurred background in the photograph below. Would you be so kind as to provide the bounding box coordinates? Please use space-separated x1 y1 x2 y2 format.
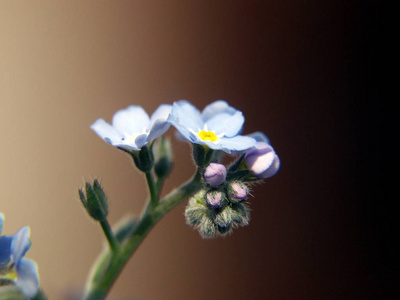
1 1 386 300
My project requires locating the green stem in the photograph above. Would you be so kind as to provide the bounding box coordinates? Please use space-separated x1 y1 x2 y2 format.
145 171 158 207
83 170 202 300
99 219 119 252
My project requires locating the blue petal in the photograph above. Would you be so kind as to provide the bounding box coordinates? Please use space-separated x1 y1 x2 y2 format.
15 258 39 298
168 101 204 140
149 104 172 124
91 119 124 145
0 213 3 235
134 134 148 149
11 227 31 264
201 100 236 121
112 106 150 135
206 111 244 137
247 131 270 144
219 136 257 153
147 119 171 142
0 236 13 267
114 140 141 151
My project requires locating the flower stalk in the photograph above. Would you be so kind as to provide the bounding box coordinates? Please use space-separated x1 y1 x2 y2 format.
83 169 202 300
99 219 119 253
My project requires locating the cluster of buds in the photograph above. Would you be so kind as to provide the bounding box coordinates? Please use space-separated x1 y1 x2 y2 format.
185 163 251 238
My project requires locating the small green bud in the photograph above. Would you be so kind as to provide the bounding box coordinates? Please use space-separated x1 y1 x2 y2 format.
198 215 218 238
231 202 250 226
154 137 173 178
79 179 109 221
184 190 208 225
215 205 233 227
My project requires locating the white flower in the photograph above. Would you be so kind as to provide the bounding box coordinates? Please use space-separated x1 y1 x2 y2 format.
91 104 172 151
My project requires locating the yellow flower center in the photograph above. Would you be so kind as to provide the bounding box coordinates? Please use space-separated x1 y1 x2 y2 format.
0 269 17 281
198 130 218 142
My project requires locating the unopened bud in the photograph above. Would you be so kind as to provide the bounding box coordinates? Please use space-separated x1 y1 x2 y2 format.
154 137 173 178
245 142 280 178
79 179 109 221
203 163 227 187
228 181 248 202
205 190 224 208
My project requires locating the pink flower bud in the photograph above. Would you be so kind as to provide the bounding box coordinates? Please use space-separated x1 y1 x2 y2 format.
228 182 248 201
206 191 223 207
203 163 227 187
245 142 280 178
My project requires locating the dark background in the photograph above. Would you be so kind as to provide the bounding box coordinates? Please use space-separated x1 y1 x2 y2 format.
1 1 386 299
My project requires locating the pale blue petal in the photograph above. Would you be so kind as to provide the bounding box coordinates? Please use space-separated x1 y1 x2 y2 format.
168 101 204 139
149 104 172 124
11 227 31 264
112 106 150 135
134 134 148 149
247 131 270 144
219 136 257 153
91 119 124 145
201 100 236 121
147 119 171 142
0 236 13 267
0 213 3 235
114 142 141 151
15 258 39 298
206 111 244 137
195 139 222 150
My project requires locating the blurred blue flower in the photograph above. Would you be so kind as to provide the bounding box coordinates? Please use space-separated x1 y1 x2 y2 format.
91 104 172 151
168 100 256 153
0 213 39 298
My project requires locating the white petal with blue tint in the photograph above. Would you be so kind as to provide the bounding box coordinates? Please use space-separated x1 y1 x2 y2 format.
15 258 39 298
91 119 124 145
218 136 257 153
168 100 256 153
168 101 204 139
0 214 3 235
112 106 150 135
201 100 236 121
91 104 173 151
206 111 244 137
11 227 31 264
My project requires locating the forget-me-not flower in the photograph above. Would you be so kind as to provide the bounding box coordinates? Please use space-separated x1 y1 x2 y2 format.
0 214 40 298
91 104 172 151
168 100 256 153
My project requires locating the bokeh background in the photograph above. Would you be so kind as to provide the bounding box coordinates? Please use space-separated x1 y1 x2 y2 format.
1 1 386 300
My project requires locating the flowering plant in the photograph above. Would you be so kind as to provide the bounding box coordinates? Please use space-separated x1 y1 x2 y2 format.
0 100 279 299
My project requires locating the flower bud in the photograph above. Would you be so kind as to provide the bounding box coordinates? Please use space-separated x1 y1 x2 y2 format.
79 179 109 221
203 163 227 187
228 181 248 202
154 137 173 179
205 190 224 208
244 142 280 178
